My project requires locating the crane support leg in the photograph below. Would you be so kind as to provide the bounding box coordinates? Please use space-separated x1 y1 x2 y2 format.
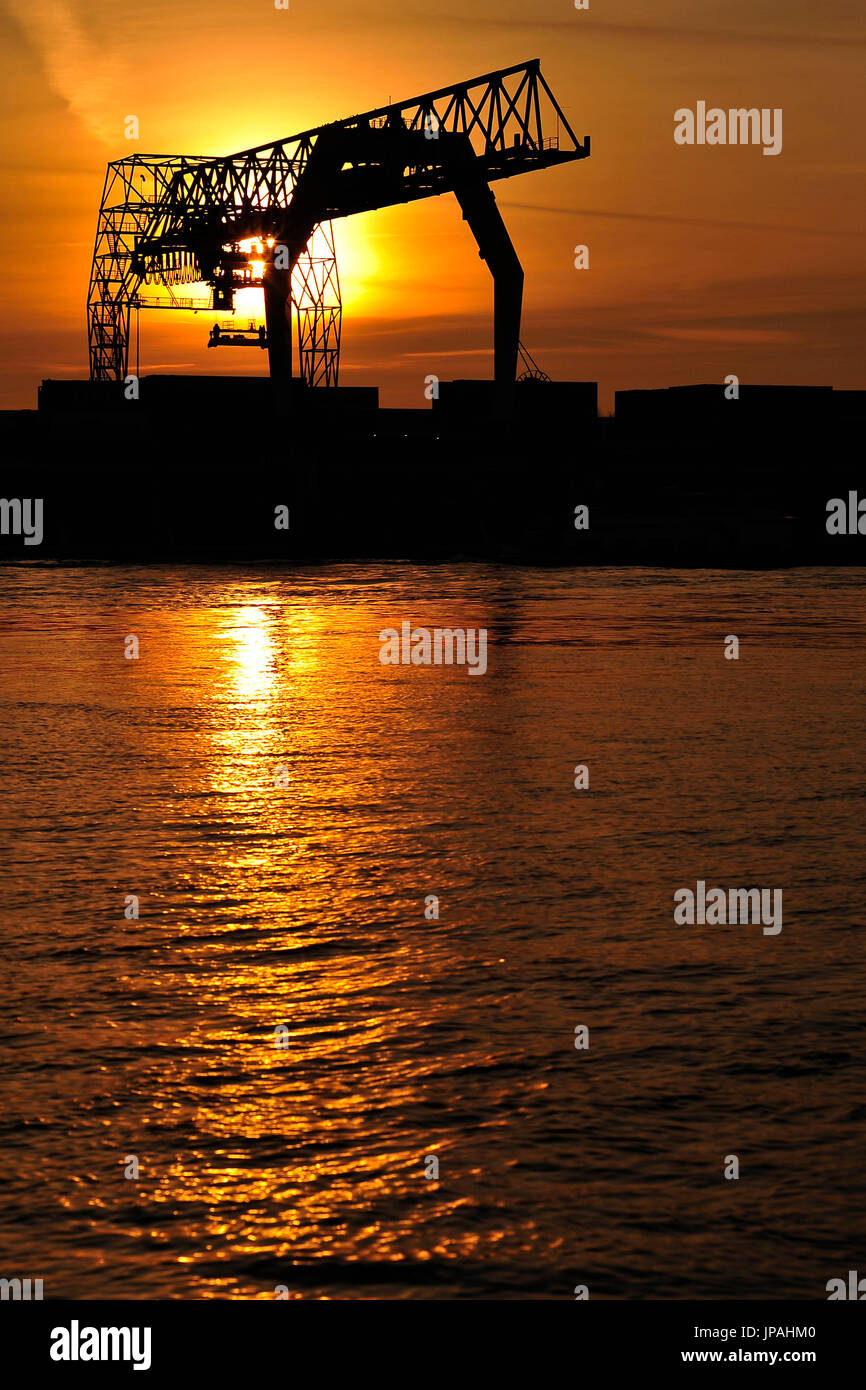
263 266 293 387
454 179 524 391
262 220 317 402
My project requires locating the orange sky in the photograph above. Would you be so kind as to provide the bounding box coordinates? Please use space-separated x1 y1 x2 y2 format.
0 0 864 411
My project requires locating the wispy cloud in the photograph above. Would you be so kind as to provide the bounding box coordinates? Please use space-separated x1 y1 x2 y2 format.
500 202 866 240
6 0 130 144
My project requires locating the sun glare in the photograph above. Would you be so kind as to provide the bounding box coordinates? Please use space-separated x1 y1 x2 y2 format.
210 223 381 320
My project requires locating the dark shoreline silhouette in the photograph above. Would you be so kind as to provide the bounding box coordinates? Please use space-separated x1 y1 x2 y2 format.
1 376 864 565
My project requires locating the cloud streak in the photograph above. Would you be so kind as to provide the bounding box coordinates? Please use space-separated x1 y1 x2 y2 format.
499 202 866 240
430 15 865 50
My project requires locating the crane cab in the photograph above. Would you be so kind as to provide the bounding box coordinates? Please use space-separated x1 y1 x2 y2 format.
207 321 268 349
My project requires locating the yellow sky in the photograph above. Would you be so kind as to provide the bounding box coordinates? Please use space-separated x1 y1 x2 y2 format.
0 0 863 410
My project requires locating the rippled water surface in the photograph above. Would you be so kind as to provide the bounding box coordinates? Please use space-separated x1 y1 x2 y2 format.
1 565 864 1299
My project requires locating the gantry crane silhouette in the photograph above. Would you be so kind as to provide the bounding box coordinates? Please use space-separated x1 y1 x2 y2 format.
88 60 589 394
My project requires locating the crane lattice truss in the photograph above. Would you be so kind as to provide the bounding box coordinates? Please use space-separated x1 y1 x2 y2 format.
88 59 589 390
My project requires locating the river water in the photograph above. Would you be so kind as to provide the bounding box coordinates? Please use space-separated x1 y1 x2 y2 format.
1 564 864 1299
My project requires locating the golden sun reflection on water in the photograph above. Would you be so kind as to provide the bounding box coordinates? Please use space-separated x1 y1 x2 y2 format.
107 588 502 1296
223 605 275 702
